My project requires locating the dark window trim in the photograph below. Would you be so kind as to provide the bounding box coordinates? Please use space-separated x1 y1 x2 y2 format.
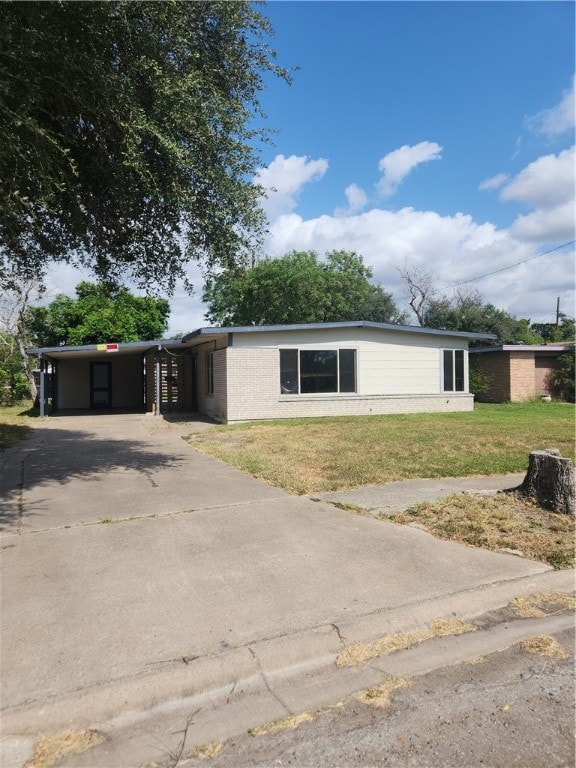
280 348 357 395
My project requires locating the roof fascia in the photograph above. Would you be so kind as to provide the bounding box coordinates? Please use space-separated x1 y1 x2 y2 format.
184 321 496 341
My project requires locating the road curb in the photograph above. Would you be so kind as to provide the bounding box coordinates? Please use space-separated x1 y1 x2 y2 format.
2 569 573 743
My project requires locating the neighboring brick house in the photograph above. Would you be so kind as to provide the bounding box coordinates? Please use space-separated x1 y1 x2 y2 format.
28 320 495 421
469 345 567 402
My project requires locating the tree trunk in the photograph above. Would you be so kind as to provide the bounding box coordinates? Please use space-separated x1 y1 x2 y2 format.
16 334 38 405
517 449 575 515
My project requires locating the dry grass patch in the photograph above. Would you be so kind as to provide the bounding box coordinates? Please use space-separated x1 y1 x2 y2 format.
25 730 104 768
509 592 576 618
186 741 225 760
249 704 342 737
520 636 571 659
390 492 575 569
337 618 476 668
357 676 413 709
185 404 575 495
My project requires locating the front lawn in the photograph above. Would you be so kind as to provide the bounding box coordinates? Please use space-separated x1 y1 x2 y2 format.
186 402 575 494
0 401 37 452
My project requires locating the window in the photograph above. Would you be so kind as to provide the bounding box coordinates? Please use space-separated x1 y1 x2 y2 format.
206 352 214 394
280 349 356 394
443 349 465 392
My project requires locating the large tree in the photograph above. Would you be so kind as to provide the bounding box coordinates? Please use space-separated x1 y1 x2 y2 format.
203 250 406 326
28 282 170 346
0 1 287 291
422 288 540 346
0 274 44 402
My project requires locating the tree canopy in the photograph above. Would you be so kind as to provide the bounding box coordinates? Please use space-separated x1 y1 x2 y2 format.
422 289 540 346
28 282 170 346
0 1 287 291
203 250 406 326
530 315 575 343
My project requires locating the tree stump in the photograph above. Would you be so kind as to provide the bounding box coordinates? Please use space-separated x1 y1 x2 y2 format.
517 449 575 515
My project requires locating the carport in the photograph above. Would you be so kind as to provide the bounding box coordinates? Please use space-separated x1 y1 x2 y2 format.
27 339 197 416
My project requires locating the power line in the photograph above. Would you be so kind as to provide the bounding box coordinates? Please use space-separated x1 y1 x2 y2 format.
440 240 575 292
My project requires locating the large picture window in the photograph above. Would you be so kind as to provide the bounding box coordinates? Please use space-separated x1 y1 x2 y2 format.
280 349 356 394
443 349 465 392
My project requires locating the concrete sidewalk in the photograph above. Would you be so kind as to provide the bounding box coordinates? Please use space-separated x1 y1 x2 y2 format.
313 473 525 515
0 413 572 767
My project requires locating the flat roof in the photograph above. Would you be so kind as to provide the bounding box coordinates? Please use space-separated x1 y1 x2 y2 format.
470 345 568 354
182 320 497 342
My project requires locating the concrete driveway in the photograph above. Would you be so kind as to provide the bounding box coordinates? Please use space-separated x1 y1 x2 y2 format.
0 413 555 745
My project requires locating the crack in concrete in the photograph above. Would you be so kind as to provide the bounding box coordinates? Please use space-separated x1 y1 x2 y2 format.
248 646 292 716
331 622 346 647
2 496 293 536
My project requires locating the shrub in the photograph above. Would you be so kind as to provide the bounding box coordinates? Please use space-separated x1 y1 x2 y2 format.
549 348 575 403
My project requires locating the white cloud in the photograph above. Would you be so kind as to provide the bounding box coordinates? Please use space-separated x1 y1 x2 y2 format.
334 183 368 217
377 141 443 199
500 146 575 243
478 173 509 191
254 154 328 223
500 146 575 209
510 201 576 243
527 76 575 137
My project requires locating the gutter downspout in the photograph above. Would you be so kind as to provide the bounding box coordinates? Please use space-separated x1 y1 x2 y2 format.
39 354 45 417
155 345 161 417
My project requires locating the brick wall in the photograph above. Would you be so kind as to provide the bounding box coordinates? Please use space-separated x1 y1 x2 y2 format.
196 341 228 422
472 352 511 402
509 351 536 401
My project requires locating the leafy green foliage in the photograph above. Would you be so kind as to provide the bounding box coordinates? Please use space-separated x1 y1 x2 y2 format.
28 282 170 346
468 363 493 397
203 251 406 326
549 349 575 403
0 2 287 290
531 315 575 343
0 333 29 404
422 289 541 346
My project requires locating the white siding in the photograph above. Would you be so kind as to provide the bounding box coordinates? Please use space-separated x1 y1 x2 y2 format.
57 358 90 409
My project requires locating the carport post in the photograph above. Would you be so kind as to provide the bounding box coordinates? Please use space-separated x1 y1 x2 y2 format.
155 345 161 417
39 354 45 417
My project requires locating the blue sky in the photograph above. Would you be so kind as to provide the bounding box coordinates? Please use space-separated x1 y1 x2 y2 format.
48 1 575 334
257 1 574 228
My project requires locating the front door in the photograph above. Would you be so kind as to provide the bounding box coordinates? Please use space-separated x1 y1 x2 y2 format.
90 362 112 408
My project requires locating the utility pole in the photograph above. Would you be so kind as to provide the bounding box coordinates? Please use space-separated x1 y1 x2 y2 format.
555 297 560 329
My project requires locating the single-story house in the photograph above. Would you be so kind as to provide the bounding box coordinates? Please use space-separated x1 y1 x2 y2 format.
28 320 495 422
469 344 568 402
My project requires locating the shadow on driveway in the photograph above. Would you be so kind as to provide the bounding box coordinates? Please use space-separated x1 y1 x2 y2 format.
0 426 187 532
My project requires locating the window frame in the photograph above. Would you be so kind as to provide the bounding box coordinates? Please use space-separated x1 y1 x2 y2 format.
442 348 467 393
279 348 357 395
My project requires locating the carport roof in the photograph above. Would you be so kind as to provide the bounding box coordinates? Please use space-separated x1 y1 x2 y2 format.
26 338 186 360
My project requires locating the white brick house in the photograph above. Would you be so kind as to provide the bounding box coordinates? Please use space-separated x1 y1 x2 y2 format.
28 321 495 421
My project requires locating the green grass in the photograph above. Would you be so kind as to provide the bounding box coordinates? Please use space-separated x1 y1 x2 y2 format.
186 402 576 494
0 401 38 452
